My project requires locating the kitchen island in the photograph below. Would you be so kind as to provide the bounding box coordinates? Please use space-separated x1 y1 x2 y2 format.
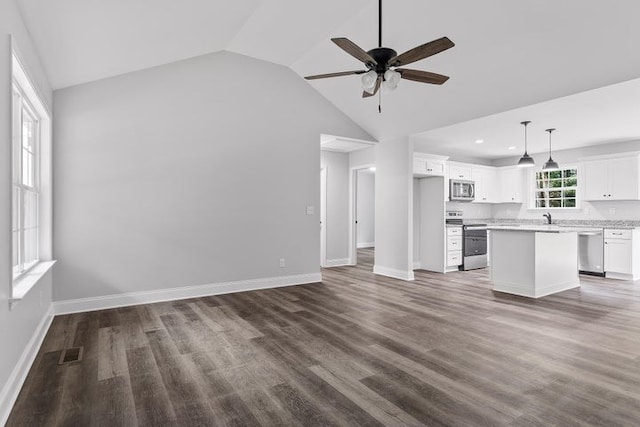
488 225 580 298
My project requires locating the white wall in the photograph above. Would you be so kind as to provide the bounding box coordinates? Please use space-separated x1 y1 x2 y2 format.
445 201 493 219
356 170 375 247
0 1 54 423
349 145 375 169
52 50 370 303
374 137 415 280
320 151 350 264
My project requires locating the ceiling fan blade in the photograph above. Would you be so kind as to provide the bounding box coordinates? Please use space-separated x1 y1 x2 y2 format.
332 38 377 66
362 76 381 98
397 69 450 85
390 37 455 67
304 70 366 80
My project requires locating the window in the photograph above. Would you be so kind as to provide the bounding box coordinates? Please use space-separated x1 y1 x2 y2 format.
534 168 578 208
12 83 41 278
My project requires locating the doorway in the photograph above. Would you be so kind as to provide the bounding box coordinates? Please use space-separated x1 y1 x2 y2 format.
349 165 376 266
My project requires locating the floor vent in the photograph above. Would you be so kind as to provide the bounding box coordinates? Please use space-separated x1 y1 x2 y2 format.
58 347 84 365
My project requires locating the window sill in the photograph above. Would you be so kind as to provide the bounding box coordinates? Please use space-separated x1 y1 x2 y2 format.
526 207 582 212
10 260 56 310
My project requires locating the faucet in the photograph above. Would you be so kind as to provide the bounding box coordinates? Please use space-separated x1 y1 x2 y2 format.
543 212 552 224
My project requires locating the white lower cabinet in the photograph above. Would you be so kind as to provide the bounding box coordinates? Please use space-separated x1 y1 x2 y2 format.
446 226 463 270
604 228 640 280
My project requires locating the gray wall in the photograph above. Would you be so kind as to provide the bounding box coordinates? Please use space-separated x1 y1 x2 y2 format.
53 50 370 301
356 170 375 247
320 151 350 262
0 0 53 420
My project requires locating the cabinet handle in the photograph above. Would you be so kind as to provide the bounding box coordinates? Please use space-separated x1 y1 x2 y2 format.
427 168 432 172
608 194 612 197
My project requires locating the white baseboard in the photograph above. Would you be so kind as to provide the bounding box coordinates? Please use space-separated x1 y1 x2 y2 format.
356 242 375 249
605 271 640 281
54 272 322 315
0 305 54 426
324 258 351 267
373 265 415 281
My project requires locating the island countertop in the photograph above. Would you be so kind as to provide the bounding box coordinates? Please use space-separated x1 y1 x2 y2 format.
488 225 602 233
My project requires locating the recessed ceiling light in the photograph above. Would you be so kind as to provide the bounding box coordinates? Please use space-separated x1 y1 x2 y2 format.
369 167 376 172
475 139 484 144
508 146 516 150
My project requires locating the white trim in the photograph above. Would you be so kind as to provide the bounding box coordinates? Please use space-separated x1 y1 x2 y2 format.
606 271 640 281
0 305 54 426
373 265 415 281
54 272 322 315
356 242 375 249
320 166 327 267
324 258 351 267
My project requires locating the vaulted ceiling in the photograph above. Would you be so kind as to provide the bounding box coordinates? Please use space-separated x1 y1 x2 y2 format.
16 0 640 149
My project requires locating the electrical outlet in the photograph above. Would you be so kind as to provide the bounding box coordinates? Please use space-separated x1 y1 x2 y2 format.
306 206 315 215
609 207 616 215
279 258 285 268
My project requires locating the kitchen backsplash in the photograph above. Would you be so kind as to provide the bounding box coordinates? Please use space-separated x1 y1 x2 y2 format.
448 200 640 225
492 200 640 221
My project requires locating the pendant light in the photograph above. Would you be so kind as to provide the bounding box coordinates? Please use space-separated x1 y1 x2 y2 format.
543 128 560 171
517 120 535 168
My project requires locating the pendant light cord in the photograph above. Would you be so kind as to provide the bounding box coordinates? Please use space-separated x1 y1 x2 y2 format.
521 121 531 154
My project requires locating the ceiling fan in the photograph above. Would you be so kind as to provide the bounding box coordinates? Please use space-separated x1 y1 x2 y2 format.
305 0 454 111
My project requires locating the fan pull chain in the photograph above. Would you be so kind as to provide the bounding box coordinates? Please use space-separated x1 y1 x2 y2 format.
378 88 382 113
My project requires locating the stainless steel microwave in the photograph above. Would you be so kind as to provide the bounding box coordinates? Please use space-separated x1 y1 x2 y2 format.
450 179 475 202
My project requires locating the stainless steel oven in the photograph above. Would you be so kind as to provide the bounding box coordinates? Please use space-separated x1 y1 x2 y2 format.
450 179 475 202
463 224 487 270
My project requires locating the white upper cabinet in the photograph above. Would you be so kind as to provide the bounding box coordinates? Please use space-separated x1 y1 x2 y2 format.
497 167 524 203
472 167 497 203
413 154 447 177
581 153 640 201
449 164 472 181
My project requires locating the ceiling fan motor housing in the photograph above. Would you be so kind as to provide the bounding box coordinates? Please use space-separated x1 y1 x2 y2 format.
367 47 398 74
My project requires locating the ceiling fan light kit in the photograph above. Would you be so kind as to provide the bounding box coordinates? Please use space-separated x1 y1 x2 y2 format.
304 0 454 112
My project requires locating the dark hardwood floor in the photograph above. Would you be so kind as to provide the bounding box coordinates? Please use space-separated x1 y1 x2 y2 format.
8 248 640 426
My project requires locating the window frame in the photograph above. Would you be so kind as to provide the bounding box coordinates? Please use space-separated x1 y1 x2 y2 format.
12 79 42 280
528 163 581 210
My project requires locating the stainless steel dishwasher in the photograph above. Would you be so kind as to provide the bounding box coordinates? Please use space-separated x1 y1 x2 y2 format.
578 229 604 276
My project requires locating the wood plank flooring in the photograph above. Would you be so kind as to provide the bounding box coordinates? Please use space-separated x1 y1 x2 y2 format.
8 248 640 426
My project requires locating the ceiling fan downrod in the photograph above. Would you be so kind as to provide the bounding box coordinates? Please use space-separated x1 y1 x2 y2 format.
378 0 382 48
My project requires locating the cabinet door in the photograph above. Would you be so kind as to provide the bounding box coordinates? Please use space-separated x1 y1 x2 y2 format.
449 165 472 180
498 167 523 203
581 160 609 201
472 168 496 203
605 239 632 274
610 157 639 200
425 160 445 176
413 158 427 175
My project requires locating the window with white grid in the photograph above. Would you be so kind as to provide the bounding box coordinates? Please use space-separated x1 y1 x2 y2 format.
12 83 40 279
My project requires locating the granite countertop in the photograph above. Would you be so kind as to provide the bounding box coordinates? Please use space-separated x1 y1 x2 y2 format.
488 225 607 233
464 218 640 230
488 225 578 233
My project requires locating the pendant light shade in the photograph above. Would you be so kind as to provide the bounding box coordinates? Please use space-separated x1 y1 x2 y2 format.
543 128 560 171
517 121 535 168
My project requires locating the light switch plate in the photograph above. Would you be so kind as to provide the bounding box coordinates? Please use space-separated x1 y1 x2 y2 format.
306 206 315 215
